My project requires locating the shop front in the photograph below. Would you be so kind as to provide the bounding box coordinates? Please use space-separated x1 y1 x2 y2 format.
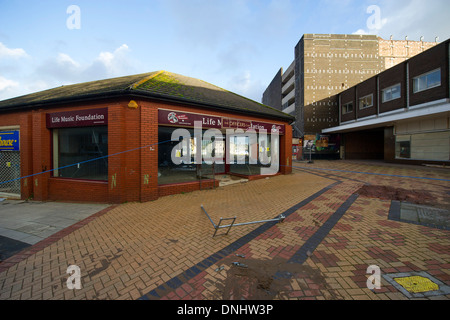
157 109 285 186
0 71 294 203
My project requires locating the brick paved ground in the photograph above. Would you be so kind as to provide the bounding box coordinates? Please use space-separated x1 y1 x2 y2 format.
0 160 449 300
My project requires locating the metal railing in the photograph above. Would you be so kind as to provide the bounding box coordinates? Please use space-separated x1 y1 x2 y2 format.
201 205 285 237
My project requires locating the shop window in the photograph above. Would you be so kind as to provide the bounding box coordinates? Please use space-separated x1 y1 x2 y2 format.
158 126 279 182
359 94 373 110
395 135 411 159
158 126 198 185
382 84 401 103
229 133 277 176
413 68 441 93
342 102 353 114
53 126 108 180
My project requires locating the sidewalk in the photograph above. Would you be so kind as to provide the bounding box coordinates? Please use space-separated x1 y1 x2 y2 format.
0 160 449 300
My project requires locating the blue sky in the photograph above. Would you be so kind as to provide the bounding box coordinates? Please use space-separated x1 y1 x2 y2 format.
0 0 449 103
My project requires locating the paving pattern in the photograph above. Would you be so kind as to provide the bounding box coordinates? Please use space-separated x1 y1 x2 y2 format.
0 160 449 300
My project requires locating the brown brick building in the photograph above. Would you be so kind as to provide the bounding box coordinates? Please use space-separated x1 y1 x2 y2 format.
0 71 294 203
324 38 449 165
262 34 438 159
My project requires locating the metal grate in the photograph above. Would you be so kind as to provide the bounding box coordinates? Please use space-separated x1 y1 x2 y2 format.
0 151 21 196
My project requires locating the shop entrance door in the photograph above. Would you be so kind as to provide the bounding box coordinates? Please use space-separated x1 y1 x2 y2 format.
213 138 225 174
201 136 226 175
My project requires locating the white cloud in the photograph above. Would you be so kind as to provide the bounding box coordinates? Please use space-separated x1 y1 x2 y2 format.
56 53 80 68
0 44 137 101
0 76 19 91
0 42 27 59
353 0 450 41
353 29 369 35
86 44 130 77
227 71 265 102
34 44 135 85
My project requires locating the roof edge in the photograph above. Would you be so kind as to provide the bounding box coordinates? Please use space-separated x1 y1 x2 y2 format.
0 89 294 122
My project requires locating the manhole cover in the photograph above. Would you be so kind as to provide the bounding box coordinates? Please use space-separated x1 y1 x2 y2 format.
394 275 439 293
383 271 450 298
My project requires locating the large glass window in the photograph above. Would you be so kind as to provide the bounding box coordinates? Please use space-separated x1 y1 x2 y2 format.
395 135 411 159
382 84 401 102
342 102 353 114
158 126 280 183
229 132 277 176
159 126 226 185
413 69 441 93
158 127 198 185
53 126 108 180
359 94 373 110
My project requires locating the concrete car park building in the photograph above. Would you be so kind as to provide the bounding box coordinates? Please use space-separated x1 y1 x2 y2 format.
0 71 294 203
323 38 450 165
262 34 438 159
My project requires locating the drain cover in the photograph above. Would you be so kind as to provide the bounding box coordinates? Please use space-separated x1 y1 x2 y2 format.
383 271 450 298
394 275 439 293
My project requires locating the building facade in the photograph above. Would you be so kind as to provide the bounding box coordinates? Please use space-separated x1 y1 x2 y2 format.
262 34 438 159
323 39 449 165
0 71 293 203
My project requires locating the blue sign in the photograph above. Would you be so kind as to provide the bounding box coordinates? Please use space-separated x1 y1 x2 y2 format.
0 131 20 151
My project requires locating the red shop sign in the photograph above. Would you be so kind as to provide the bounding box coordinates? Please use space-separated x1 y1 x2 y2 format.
159 109 285 134
46 108 108 128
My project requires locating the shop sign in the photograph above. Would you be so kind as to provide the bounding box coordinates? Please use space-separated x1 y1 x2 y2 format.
46 108 108 128
159 109 222 129
0 131 20 151
159 109 285 134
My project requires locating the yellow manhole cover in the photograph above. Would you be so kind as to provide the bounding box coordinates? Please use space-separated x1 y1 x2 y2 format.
394 276 439 293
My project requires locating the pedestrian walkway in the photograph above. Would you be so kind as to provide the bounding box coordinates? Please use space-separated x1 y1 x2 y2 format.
0 160 449 300
0 200 110 246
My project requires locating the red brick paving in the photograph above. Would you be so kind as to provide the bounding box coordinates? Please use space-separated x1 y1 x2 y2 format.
0 160 449 300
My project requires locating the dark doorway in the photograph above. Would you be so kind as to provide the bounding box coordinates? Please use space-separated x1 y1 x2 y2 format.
343 128 385 160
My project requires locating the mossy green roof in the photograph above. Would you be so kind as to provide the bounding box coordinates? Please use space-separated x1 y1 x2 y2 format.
0 71 293 121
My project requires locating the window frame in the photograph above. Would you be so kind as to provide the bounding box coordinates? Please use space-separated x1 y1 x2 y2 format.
412 68 441 93
52 125 108 181
342 101 353 114
382 83 401 103
358 94 374 110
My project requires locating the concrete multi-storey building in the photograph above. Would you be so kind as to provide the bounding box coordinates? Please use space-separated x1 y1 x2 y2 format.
263 34 438 159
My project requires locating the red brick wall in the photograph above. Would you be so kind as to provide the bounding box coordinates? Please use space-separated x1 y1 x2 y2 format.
48 178 108 202
158 180 219 197
1 98 292 203
280 123 292 174
139 101 159 202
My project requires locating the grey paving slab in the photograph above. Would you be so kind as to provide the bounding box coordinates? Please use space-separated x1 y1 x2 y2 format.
399 202 450 229
0 235 30 261
0 200 110 246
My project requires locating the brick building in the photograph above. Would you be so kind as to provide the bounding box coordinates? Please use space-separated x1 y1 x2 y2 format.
262 34 438 159
323 38 449 165
0 71 294 203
